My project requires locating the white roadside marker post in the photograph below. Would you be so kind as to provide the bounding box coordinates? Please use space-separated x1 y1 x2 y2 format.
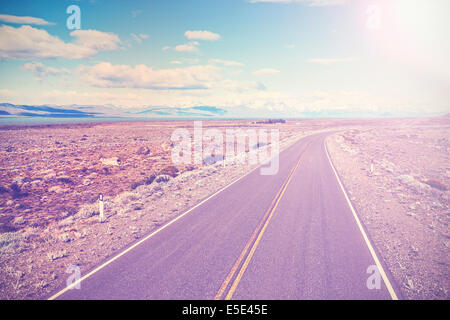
99 193 105 223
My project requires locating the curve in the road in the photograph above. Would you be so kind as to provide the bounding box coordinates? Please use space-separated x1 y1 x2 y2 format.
49 132 400 300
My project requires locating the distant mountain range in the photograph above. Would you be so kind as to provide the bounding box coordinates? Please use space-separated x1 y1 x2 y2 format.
0 103 231 119
136 106 227 117
0 103 443 121
0 103 305 120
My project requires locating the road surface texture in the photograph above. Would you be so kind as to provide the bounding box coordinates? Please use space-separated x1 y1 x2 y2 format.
50 132 400 300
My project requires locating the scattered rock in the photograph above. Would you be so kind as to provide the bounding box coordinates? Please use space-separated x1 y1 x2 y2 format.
155 175 171 183
158 165 179 177
60 233 70 242
58 216 74 227
48 185 68 194
431 201 443 209
35 280 49 289
397 175 431 194
47 249 67 261
405 279 415 290
424 179 447 191
13 216 26 225
100 157 120 166
137 146 151 155
132 202 144 211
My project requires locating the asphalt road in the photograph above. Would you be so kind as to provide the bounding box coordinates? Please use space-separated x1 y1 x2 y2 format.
50 132 399 300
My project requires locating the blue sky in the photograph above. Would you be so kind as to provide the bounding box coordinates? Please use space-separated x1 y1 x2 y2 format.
0 0 448 117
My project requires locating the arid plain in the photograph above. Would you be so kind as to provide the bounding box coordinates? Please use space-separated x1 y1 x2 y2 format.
0 117 448 299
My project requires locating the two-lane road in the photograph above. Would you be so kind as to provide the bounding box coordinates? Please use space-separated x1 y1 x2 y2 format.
50 132 399 300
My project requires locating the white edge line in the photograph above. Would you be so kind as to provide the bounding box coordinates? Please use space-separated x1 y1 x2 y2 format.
48 135 306 300
48 162 260 300
324 137 399 300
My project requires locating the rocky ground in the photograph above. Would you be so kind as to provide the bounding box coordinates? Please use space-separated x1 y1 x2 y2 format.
326 117 449 299
0 119 347 299
1 117 447 300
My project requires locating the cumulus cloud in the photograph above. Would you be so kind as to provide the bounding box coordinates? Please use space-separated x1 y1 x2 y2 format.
22 62 70 80
0 25 121 60
71 29 121 51
308 57 359 65
209 58 244 67
174 42 199 53
0 14 53 25
76 61 265 94
80 62 221 90
253 68 280 76
184 30 221 41
221 80 266 92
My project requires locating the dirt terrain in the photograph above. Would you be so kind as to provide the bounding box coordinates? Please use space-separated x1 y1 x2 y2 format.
0 119 348 299
327 117 449 299
0 117 448 299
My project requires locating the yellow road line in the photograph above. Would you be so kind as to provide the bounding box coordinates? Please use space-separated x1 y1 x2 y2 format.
213 179 288 299
215 142 310 300
48 149 274 301
49 134 311 301
214 161 293 300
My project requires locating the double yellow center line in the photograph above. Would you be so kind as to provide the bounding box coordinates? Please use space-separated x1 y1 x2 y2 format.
214 141 311 300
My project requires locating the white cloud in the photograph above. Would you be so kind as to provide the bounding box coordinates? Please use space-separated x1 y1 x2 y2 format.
221 80 266 92
182 58 201 65
174 42 199 53
0 25 121 60
184 30 221 41
209 58 244 67
253 68 280 76
162 46 171 51
22 62 70 80
73 61 265 95
71 29 121 52
131 33 148 44
308 57 359 65
131 34 142 44
80 62 221 90
0 14 53 25
170 60 182 65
